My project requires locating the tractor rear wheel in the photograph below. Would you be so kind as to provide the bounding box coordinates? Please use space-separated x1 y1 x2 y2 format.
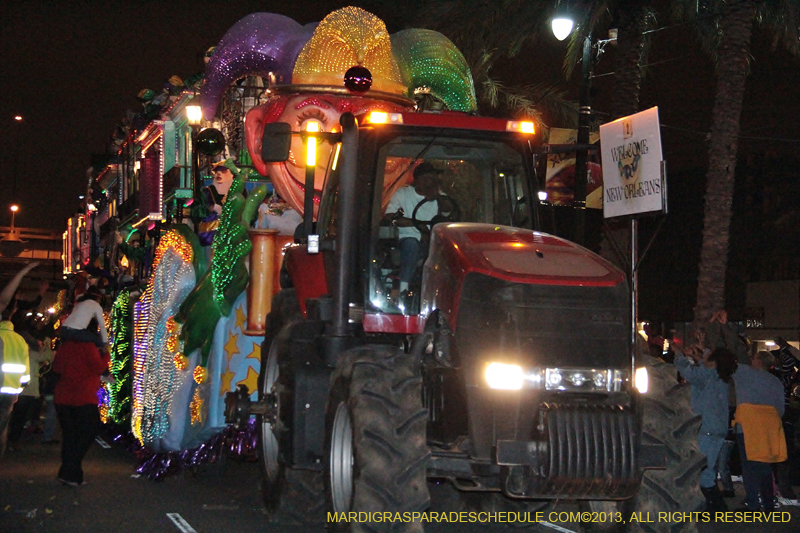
326 345 431 532
259 290 324 523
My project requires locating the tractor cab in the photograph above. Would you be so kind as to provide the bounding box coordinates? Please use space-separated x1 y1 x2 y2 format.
311 111 542 321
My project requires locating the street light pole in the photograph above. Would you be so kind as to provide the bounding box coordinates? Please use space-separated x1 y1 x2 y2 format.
572 34 593 247
185 105 203 208
13 115 23 204
9 205 18 235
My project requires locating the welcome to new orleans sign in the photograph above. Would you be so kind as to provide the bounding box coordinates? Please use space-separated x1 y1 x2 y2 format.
600 107 666 218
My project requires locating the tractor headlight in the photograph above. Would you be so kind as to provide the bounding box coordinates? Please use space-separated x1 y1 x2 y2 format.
485 362 524 390
634 367 649 394
484 364 629 392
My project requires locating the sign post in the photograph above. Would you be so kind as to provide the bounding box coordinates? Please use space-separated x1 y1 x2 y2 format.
599 106 666 349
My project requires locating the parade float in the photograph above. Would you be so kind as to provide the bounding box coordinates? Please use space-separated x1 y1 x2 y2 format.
100 6 477 472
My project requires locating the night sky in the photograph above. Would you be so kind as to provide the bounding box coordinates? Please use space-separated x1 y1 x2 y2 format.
0 0 374 232
2 0 799 251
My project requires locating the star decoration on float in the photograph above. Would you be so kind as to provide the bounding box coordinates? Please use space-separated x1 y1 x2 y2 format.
235 305 247 332
224 332 240 364
236 367 260 398
220 366 236 396
246 342 261 362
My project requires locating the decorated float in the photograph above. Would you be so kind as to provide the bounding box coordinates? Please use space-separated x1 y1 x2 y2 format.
91 6 477 469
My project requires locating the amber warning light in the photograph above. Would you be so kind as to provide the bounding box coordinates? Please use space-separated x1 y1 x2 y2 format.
366 111 403 125
506 121 535 134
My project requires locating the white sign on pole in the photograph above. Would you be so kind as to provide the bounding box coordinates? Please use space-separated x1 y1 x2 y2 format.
600 106 665 218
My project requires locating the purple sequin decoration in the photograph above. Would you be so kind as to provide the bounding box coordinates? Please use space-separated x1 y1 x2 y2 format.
200 13 316 119
109 419 258 481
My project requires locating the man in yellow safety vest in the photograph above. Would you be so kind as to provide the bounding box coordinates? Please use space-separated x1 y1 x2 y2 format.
0 304 30 457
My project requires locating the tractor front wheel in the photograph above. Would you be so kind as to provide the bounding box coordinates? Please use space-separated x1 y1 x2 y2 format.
326 345 431 532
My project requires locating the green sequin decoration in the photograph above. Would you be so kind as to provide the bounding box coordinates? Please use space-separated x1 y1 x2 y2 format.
108 290 132 424
175 175 267 367
391 29 477 113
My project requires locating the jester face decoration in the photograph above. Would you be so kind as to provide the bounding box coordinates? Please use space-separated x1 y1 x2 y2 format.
245 93 408 217
201 7 477 218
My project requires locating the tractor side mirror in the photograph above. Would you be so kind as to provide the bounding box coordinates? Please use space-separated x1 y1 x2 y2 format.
260 122 291 162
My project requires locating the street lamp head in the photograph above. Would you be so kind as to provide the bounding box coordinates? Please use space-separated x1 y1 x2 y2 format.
10 205 18 212
552 17 574 41
14 115 22 121
186 105 203 126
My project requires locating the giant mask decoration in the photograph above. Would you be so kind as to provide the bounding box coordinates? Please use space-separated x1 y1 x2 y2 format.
201 7 477 218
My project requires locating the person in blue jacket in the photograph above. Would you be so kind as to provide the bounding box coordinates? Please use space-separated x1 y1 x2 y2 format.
674 344 738 512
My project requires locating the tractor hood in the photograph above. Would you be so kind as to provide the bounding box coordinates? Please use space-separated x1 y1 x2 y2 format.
420 223 631 372
421 223 626 322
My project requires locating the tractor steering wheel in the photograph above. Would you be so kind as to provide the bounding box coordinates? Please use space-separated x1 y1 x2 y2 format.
411 195 461 235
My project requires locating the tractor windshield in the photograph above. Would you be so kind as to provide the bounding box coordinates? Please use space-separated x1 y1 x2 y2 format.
369 134 534 315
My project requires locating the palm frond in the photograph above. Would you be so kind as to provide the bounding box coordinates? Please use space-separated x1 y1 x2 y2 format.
757 0 800 56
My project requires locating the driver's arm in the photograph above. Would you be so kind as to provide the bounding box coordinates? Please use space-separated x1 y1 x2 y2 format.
382 191 414 227
380 211 414 227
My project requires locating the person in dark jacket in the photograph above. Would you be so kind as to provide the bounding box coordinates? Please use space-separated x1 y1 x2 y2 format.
674 345 738 512
52 341 109 486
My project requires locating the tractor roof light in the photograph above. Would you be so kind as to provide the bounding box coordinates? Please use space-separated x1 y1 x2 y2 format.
506 120 535 134
366 111 403 125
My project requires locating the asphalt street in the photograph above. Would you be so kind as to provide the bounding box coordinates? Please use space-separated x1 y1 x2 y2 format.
1 427 799 533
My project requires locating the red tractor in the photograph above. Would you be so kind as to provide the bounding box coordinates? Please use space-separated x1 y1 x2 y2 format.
226 109 704 530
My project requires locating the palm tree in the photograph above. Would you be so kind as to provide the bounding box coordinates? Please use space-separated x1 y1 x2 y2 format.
682 0 800 323
417 1 657 262
414 0 579 127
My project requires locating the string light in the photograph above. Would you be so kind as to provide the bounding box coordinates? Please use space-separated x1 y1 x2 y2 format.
151 230 194 273
131 230 197 445
107 290 132 425
131 290 151 443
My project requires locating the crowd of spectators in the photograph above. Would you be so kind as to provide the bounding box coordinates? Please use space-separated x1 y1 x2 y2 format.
659 310 800 514
0 263 112 488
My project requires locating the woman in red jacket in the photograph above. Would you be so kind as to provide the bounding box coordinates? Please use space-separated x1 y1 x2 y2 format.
52 340 110 486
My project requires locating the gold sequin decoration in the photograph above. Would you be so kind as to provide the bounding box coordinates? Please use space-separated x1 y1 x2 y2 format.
190 389 204 425
166 335 179 352
293 6 405 95
151 230 194 274
193 366 207 384
173 353 188 371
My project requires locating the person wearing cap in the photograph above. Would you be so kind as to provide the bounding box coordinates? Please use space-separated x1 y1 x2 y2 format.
198 158 241 245
382 162 445 305
59 287 108 348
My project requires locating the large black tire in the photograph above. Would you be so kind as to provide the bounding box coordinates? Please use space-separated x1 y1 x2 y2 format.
579 355 705 533
258 289 324 523
327 345 431 532
627 354 706 533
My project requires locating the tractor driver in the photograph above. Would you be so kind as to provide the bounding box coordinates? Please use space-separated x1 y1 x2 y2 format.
381 162 443 304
